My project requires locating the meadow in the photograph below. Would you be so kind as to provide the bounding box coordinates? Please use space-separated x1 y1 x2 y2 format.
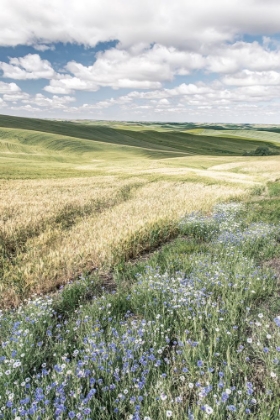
0 115 279 419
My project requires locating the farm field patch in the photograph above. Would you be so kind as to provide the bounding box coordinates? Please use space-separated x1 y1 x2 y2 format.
0 116 279 419
1 117 280 306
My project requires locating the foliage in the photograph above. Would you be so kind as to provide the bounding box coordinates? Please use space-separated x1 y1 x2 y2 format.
243 146 278 156
0 202 280 419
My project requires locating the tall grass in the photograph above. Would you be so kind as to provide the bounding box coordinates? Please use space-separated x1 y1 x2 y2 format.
0 202 279 419
0 179 245 307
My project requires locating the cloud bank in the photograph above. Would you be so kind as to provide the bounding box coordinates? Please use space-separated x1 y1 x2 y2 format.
1 0 280 48
1 0 280 122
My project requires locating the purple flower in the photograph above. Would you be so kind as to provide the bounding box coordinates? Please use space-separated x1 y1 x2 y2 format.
84 408 91 415
274 316 280 327
221 392 229 402
246 382 254 396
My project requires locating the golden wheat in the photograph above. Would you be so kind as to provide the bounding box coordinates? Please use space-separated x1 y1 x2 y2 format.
0 178 247 307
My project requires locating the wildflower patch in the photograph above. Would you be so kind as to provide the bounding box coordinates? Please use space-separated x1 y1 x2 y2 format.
0 203 279 419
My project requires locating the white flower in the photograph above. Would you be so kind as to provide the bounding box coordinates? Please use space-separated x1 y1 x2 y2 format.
247 338 253 343
258 313 264 318
271 372 277 378
205 405 213 414
267 334 272 339
251 398 257 404
180 375 185 382
160 393 167 401
225 389 231 395
188 383 194 389
166 411 173 417
13 361 21 369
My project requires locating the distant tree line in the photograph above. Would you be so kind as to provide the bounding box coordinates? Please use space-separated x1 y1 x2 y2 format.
243 146 279 156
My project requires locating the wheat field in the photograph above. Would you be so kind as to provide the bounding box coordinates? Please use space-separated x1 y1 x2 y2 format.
0 176 247 307
1 116 280 308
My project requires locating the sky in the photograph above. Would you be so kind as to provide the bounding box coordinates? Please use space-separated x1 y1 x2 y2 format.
1 0 280 123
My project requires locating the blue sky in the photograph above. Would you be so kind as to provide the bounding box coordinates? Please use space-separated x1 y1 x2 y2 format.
1 0 280 123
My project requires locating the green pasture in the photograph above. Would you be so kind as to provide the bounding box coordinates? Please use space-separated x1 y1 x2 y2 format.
0 114 280 179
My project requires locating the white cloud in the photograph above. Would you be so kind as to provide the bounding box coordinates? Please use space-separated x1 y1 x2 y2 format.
0 54 55 79
1 0 280 49
206 41 280 73
2 1 280 122
22 94 75 109
44 44 205 93
44 76 99 94
223 70 280 86
158 98 170 105
0 81 21 94
3 92 30 102
41 41 280 94
119 83 215 101
33 44 55 52
0 82 29 104
89 80 280 116
11 104 42 112
12 78 280 119
3 41 280 103
81 94 134 110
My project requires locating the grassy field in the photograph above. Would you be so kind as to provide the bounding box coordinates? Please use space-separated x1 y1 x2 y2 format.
0 197 279 419
2 115 280 306
0 115 279 418
1 115 280 306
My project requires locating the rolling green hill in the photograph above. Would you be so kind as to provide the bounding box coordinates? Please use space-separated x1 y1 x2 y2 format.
1 114 280 156
188 128 280 143
0 114 280 179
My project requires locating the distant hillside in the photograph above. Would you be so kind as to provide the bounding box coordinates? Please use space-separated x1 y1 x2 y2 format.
0 114 280 157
